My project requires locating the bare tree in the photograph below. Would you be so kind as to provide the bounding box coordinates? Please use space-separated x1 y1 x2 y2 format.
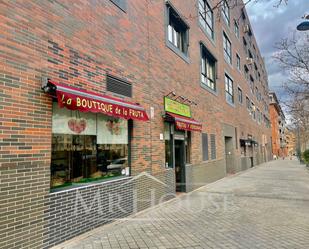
273 32 309 151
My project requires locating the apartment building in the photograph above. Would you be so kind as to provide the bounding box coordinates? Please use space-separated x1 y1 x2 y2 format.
285 128 296 156
269 92 287 157
0 0 271 248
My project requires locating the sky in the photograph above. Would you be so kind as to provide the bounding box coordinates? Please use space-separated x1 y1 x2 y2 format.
246 0 309 102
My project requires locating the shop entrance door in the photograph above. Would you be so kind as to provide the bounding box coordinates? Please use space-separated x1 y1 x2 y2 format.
175 139 186 192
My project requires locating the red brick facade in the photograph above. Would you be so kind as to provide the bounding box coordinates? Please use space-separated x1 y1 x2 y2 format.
0 1 272 248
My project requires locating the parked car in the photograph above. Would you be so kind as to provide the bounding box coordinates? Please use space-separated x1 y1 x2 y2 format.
107 158 127 170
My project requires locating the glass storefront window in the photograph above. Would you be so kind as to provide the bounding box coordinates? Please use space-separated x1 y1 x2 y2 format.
185 131 191 164
51 103 129 190
164 122 173 168
164 123 192 167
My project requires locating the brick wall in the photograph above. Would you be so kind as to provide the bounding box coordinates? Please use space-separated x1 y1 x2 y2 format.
0 1 272 248
270 104 280 156
44 177 134 248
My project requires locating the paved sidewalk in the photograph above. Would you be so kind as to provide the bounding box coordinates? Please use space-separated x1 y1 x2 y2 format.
53 160 309 249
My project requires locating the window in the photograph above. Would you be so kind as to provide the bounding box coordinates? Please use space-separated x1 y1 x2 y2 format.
238 87 243 104
222 0 230 25
201 44 216 91
110 0 127 12
223 32 232 64
234 21 239 38
243 37 247 54
202 133 209 161
198 0 214 39
250 76 254 94
51 103 130 190
164 122 172 168
257 108 261 123
251 102 256 119
210 134 216 159
225 74 234 104
236 53 241 71
244 65 249 80
167 4 189 56
246 96 250 110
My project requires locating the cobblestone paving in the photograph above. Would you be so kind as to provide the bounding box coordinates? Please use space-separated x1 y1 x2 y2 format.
53 160 309 249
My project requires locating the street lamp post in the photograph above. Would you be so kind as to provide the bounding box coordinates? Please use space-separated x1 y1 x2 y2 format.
297 14 309 31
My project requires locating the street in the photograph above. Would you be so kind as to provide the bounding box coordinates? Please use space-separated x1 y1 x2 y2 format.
53 159 309 249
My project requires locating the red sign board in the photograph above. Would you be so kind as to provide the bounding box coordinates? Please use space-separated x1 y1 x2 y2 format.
166 112 202 132
48 81 149 121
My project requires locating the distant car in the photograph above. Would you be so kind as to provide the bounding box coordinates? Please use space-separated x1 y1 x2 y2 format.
107 158 127 170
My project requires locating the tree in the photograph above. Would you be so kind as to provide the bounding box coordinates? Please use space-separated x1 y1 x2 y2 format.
273 32 309 152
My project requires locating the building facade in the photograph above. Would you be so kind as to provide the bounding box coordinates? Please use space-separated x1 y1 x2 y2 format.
0 1 271 248
285 128 296 156
269 92 287 158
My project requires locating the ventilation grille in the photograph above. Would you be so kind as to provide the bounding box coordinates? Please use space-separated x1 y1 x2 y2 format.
202 133 209 161
210 134 216 159
106 75 132 98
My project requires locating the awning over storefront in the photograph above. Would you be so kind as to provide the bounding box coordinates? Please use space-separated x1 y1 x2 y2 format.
43 79 149 121
240 139 258 147
166 112 202 132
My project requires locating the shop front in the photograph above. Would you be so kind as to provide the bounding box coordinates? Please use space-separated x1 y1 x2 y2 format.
42 79 149 189
163 96 202 192
240 135 259 168
41 79 152 247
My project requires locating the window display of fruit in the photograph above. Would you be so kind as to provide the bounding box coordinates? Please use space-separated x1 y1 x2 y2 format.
68 118 87 134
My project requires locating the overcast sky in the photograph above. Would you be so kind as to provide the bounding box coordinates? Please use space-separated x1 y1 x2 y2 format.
246 0 309 101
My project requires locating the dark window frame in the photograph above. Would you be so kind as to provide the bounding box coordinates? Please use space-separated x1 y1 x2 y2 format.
223 32 232 64
222 0 230 26
166 3 190 61
198 0 214 39
236 53 241 71
238 87 243 104
234 20 239 38
200 43 217 92
225 73 234 104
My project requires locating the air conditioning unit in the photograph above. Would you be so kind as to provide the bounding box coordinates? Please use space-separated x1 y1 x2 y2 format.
243 25 249 33
246 57 254 64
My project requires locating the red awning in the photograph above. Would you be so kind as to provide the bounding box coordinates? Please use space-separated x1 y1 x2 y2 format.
44 80 149 121
166 112 202 132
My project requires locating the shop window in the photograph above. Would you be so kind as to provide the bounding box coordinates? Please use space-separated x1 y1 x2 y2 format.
51 103 130 190
222 0 230 26
202 133 209 161
210 134 216 159
110 0 127 12
225 74 234 104
185 131 191 164
201 43 216 91
164 122 173 168
223 32 232 64
167 4 189 56
198 0 214 39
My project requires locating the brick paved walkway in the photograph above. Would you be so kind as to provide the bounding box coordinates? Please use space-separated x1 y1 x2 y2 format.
53 159 309 249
